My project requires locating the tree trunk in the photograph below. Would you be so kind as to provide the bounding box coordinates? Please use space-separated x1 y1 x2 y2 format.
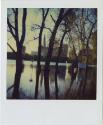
12 47 23 99
44 9 64 99
34 9 49 99
54 31 66 99
44 67 50 99
44 9 73 99
34 32 41 98
7 8 27 99
82 22 96 97
55 62 59 99
34 59 41 99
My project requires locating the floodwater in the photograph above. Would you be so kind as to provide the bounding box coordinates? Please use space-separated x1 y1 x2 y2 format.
7 60 73 99
7 60 96 99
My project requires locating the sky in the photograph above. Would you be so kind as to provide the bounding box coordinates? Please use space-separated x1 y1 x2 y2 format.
7 8 59 54
7 8 97 55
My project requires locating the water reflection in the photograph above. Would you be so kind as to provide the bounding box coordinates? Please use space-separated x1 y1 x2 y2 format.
7 60 71 99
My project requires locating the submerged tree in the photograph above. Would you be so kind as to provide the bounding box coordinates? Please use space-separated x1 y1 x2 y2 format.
83 9 97 96
44 9 74 99
73 9 97 98
34 9 49 99
50 9 75 99
54 30 67 99
7 8 27 99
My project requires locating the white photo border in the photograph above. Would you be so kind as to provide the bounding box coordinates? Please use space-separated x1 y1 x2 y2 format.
1 0 103 125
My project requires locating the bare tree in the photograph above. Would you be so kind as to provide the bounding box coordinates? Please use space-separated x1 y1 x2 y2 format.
83 16 97 96
74 9 97 97
7 8 27 99
44 8 73 99
34 8 49 99
54 30 67 99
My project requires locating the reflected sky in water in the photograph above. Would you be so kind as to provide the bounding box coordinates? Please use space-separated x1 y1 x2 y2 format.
7 60 72 99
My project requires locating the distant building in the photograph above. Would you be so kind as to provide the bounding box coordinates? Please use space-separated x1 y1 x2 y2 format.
41 44 68 58
40 43 68 81
78 48 96 64
30 42 68 81
79 49 91 56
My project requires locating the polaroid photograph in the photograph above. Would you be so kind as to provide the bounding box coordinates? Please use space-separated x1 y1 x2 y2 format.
7 8 97 100
0 0 103 125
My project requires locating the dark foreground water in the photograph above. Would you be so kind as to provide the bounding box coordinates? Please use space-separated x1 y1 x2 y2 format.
7 60 96 99
7 60 73 99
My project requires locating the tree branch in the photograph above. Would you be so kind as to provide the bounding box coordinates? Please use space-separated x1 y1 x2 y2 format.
32 24 52 33
7 84 15 92
20 8 27 44
44 8 49 20
12 8 16 14
50 14 56 23
63 9 73 19
42 8 45 19
7 42 16 53
15 8 19 43
7 18 16 39
86 21 96 47
7 18 15 30
87 10 95 24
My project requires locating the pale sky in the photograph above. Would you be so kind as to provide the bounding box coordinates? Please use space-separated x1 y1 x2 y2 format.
7 8 60 54
7 8 96 55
